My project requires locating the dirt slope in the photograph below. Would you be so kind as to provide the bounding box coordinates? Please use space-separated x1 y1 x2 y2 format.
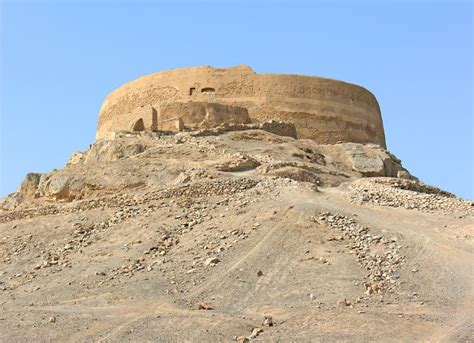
1 129 472 342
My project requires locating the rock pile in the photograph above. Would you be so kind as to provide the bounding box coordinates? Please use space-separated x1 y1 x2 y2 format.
0 177 259 224
314 212 405 296
215 154 261 172
190 120 297 139
256 162 320 186
348 178 474 215
2 125 420 213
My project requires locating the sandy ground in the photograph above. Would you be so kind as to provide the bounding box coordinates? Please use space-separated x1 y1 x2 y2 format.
1 130 472 342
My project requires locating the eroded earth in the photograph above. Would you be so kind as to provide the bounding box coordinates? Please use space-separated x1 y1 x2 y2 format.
1 128 472 342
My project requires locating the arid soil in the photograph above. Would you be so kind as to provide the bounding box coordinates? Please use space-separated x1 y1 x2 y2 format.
1 128 472 342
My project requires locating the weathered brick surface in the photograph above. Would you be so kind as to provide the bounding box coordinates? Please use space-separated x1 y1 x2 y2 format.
97 65 386 147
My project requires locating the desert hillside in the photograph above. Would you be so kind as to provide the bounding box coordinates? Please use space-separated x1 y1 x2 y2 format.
1 126 473 342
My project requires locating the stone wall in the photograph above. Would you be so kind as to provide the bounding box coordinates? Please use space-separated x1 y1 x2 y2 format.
132 105 157 130
158 102 250 130
97 65 386 147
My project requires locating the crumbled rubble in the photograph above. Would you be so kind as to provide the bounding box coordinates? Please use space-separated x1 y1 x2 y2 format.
2 126 422 212
215 154 261 172
0 175 291 291
190 120 297 139
0 177 259 223
0 205 158 291
156 177 259 199
100 129 165 141
256 162 320 186
1 109 472 341
314 212 406 296
348 178 474 215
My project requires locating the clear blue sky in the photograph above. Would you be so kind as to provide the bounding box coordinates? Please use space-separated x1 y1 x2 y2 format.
1 0 472 199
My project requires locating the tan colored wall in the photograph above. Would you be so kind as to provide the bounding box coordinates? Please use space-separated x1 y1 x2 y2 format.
97 65 386 147
132 105 157 130
158 102 250 130
159 117 184 132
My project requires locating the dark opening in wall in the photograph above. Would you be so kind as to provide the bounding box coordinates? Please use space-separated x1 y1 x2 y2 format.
189 87 196 96
131 118 145 132
201 87 215 94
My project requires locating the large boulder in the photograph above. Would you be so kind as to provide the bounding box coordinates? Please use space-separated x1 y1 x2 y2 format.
319 143 408 178
18 173 43 198
67 140 146 165
36 173 87 201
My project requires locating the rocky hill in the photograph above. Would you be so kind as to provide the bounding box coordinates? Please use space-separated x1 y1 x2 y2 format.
1 124 473 342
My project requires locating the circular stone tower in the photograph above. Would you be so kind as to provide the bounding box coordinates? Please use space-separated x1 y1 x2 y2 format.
97 65 386 147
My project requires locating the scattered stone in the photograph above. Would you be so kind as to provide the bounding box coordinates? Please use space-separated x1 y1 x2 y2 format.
337 298 351 307
263 315 273 327
319 211 406 296
205 257 220 266
0 113 469 342
197 302 213 310
249 327 263 339
348 178 473 215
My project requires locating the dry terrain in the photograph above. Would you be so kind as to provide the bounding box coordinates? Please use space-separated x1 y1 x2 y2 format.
1 128 473 342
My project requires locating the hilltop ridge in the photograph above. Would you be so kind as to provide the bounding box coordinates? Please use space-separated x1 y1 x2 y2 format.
1 123 473 342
